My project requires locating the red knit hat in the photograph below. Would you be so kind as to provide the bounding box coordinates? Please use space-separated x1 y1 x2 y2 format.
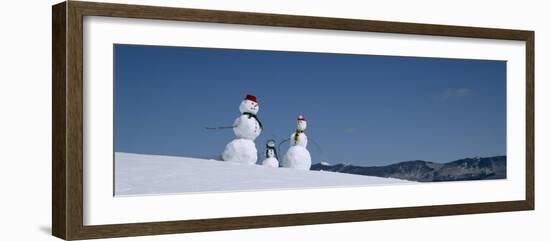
244 94 257 103
297 115 305 121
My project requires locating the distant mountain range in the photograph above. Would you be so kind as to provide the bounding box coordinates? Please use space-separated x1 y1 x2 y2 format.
310 156 506 182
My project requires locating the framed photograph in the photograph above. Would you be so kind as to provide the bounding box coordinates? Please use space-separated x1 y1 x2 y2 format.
52 1 534 240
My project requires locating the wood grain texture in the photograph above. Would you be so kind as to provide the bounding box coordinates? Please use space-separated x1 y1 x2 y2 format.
52 2 67 239
525 32 535 209
66 2 85 240
73 201 531 240
72 1 533 40
51 1 535 240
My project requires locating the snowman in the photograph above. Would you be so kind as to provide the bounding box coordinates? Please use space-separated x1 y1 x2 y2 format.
222 95 263 164
282 115 312 170
261 139 279 167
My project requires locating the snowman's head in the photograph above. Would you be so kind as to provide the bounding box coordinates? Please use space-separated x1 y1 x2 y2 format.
239 95 259 114
296 115 307 131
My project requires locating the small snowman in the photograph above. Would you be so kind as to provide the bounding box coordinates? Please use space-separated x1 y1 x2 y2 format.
222 95 263 165
261 139 279 167
282 115 312 170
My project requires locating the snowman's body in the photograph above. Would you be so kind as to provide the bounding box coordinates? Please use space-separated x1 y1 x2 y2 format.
222 138 258 164
262 148 279 167
232 114 261 140
282 116 312 170
222 97 262 165
290 131 308 147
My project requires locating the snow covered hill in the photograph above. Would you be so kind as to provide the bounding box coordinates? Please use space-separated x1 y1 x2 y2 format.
115 152 410 196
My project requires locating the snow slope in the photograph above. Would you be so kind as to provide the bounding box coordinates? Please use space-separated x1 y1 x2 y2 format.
115 152 410 196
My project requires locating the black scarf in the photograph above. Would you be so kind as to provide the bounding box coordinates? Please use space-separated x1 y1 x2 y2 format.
243 112 263 129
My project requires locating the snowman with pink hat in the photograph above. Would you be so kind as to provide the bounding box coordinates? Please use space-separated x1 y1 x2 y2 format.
222 95 263 165
282 115 312 170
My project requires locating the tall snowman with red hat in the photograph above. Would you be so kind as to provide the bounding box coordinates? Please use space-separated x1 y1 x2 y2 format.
222 95 263 164
282 115 311 170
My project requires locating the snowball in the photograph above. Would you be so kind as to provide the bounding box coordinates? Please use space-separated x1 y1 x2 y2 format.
239 99 259 114
222 138 258 165
233 115 261 140
290 132 308 147
297 119 307 131
282 146 312 170
262 157 279 167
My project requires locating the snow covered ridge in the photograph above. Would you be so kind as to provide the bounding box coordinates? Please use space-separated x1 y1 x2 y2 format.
115 152 410 196
311 156 507 182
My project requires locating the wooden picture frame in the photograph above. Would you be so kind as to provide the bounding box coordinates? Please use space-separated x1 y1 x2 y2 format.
52 1 534 240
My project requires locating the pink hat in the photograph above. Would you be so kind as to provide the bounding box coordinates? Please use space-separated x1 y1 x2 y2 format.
297 115 305 121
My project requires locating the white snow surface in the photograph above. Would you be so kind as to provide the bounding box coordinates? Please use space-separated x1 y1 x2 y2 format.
233 100 261 140
232 114 261 140
261 157 279 167
238 99 259 115
282 131 311 170
115 152 410 196
290 131 308 147
282 146 312 170
222 138 258 164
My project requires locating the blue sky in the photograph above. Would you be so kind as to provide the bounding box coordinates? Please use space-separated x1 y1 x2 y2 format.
114 44 506 166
